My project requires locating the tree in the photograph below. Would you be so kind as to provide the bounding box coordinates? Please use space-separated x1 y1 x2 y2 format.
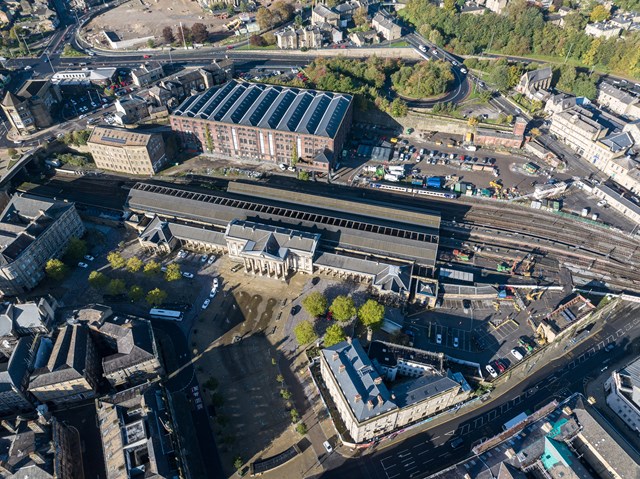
107 278 126 296
530 127 541 137
64 237 87 263
7 148 17 157
290 408 300 423
146 288 168 306
126 257 143 273
191 23 209 43
143 260 161 276
291 141 298 166
590 4 610 22
162 26 175 44
45 259 68 281
107 251 126 269
256 7 275 30
146 38 155 48
233 457 243 472
293 320 317 346
302 291 327 317
467 116 479 127
324 323 346 347
129 285 145 302
358 299 385 331
249 34 267 47
88 271 109 289
330 295 356 322
296 422 308 435
353 7 369 27
390 98 408 117
177 25 192 45
164 263 181 281
262 32 276 45
272 0 295 24
276 374 285 385
294 14 303 27
204 124 213 151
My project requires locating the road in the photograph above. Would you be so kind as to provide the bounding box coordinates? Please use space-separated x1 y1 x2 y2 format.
321 302 640 479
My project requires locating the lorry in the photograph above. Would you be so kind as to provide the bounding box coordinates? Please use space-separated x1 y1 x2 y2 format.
388 165 406 174
384 173 401 182
412 179 424 186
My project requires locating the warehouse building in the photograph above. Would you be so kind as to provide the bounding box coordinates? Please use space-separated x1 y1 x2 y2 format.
127 181 440 297
87 126 167 175
170 81 353 173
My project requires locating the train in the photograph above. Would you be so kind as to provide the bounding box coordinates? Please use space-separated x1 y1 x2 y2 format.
369 182 458 199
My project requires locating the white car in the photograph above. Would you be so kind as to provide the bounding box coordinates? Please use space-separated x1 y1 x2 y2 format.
202 299 210 309
213 277 219 289
287 166 296 172
419 45 427 52
182 272 194 279
84 255 94 261
597 200 607 207
453 337 459 348
207 255 216 265
485 364 498 378
323 441 333 454
177 250 187 258
436 333 442 345
279 163 287 170
209 289 217 299
511 349 524 361
78 262 88 268
200 254 208 263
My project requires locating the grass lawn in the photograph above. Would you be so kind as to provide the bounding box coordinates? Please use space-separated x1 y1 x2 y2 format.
236 43 278 50
484 50 618 77
389 40 410 48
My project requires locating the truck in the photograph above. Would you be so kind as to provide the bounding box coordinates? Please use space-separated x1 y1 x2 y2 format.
503 412 528 431
384 173 401 182
426 176 442 188
412 179 424 186
388 165 406 174
453 249 470 261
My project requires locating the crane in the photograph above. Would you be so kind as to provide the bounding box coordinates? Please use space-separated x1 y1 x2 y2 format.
526 289 544 302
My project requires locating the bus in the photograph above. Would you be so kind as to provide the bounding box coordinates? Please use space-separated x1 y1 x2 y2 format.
149 309 184 321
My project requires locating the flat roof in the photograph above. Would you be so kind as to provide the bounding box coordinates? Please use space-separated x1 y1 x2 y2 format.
172 80 352 139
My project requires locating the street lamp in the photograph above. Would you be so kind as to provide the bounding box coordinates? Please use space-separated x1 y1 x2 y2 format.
45 52 56 74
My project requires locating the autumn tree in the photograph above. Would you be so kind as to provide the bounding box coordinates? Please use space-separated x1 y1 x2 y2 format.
164 263 182 281
162 26 175 44
143 260 161 276
129 285 145 302
590 5 610 22
256 7 275 30
191 23 209 43
45 259 68 281
88 271 109 289
146 288 168 306
107 278 126 296
126 257 143 273
107 251 126 269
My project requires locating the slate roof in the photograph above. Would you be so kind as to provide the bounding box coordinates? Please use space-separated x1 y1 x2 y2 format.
599 82 638 105
372 13 400 32
0 195 74 263
172 80 353 139
323 339 398 422
313 3 339 20
140 215 227 248
226 219 320 259
88 126 156 147
99 318 156 375
0 301 48 336
600 131 633 153
391 374 460 409
522 66 553 86
597 183 640 216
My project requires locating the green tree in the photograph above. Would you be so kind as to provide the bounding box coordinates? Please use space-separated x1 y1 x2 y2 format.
204 124 213 152
358 299 385 331
146 287 168 306
88 270 109 289
143 260 161 276
293 320 317 346
64 237 87 263
164 263 181 281
107 251 126 269
146 38 155 48
7 148 17 157
324 323 346 347
126 256 143 273
290 408 300 423
129 284 145 302
107 278 126 296
296 422 308 435
390 98 408 117
294 14 303 27
353 7 369 27
330 295 356 322
45 259 68 281
589 4 610 22
233 457 243 472
302 291 327 317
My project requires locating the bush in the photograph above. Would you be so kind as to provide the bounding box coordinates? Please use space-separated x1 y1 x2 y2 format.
296 422 308 435
45 259 68 281
164 263 181 281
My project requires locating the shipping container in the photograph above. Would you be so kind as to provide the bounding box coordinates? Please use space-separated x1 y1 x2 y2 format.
412 179 424 186
427 177 442 188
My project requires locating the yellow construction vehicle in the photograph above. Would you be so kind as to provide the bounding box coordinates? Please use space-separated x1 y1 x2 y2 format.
526 290 544 302
521 256 535 277
490 180 503 191
492 301 500 311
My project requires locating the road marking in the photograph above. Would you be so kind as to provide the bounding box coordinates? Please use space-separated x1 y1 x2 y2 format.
402 458 415 466
461 424 471 435
445 430 455 436
474 417 484 427
617 330 624 337
488 410 498 420
418 449 431 456
432 435 440 440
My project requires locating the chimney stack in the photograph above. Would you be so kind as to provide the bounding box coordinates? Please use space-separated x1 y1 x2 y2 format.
346 336 352 345
377 394 383 405
332 352 339 361
338 363 346 373
0 461 13 475
367 400 374 410
29 451 46 465
354 394 361 403
374 376 382 385
1 420 16 434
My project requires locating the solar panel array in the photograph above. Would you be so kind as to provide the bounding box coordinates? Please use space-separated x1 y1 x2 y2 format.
173 80 352 138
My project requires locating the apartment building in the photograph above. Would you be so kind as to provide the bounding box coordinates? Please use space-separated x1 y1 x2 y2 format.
28 324 101 405
0 297 56 357
0 336 38 416
371 13 402 41
1 80 61 134
0 415 84 478
311 4 339 26
598 82 640 119
607 356 640 434
87 126 167 175
0 195 85 296
97 383 178 479
320 338 464 443
131 62 164 87
170 81 353 172
114 95 149 125
276 26 323 49
585 22 621 38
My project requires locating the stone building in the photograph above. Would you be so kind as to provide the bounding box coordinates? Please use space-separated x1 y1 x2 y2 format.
0 336 39 416
371 13 402 41
515 66 553 100
598 82 640 119
131 62 164 87
0 195 85 296
87 126 167 175
1 80 61 134
311 3 339 26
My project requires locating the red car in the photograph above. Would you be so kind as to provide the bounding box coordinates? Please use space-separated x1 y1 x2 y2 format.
227 45 234 50
143 54 151 59
326 311 333 321
494 360 506 373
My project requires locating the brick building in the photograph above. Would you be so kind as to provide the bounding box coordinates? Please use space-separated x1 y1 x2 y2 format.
87 126 167 175
170 81 353 173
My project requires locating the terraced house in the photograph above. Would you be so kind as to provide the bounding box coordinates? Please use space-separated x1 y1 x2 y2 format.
170 80 353 173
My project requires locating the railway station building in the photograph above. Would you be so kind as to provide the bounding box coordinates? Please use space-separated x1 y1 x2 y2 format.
127 181 440 300
169 81 353 174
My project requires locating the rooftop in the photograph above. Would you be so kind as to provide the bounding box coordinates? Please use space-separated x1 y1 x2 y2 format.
599 82 638 105
88 126 156 148
172 80 353 139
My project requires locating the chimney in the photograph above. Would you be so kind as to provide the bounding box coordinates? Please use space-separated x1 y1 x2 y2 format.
338 364 346 373
391 393 396 400
29 451 46 465
332 352 339 361
367 400 374 410
1 420 16 434
374 376 382 385
354 394 361 403
28 421 45 434
377 394 383 405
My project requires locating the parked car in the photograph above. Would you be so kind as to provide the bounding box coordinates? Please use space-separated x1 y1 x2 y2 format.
436 333 442 345
485 364 498 378
453 337 459 348
202 299 210 309
323 441 333 454
84 255 94 261
291 305 301 315
177 250 187 259
209 288 217 299
494 360 506 373
200 254 208 263
207 255 216 265
182 272 194 279
511 349 524 361
451 437 464 449
78 262 88 268
605 343 615 352
213 277 219 289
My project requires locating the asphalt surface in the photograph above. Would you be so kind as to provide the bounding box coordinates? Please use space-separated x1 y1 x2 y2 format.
320 302 640 479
